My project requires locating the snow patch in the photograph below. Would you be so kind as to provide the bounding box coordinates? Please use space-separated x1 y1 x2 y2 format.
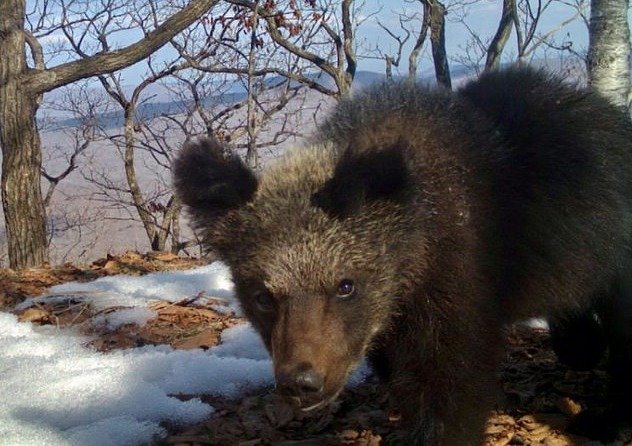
0 264 274 446
93 307 156 329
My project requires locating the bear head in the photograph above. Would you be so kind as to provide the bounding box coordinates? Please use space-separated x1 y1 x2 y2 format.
174 136 426 411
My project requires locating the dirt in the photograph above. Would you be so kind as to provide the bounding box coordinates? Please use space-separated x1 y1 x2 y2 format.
2 252 630 446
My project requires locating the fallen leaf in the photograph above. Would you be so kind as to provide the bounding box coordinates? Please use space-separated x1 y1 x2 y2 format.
18 307 50 323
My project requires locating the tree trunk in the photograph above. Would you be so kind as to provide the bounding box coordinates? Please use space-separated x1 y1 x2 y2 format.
428 0 451 89
408 0 430 83
587 0 631 108
122 107 160 251
170 201 183 254
1 0 219 268
0 0 49 269
246 1 260 169
485 0 516 71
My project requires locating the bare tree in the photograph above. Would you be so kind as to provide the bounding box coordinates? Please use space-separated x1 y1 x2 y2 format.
246 0 263 167
369 15 411 81
34 80 110 264
427 0 451 87
485 0 517 70
227 0 358 97
485 0 586 70
587 0 631 108
65 1 306 254
99 69 185 252
407 0 431 81
370 0 449 87
41 84 101 208
172 1 326 149
0 0 219 269
449 0 587 76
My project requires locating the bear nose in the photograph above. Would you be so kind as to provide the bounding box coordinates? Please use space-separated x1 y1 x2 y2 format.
277 366 324 397
294 368 324 394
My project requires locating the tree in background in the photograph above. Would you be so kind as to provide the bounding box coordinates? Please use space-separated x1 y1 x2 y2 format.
370 0 452 86
1 0 616 267
371 0 588 87
587 0 631 109
40 82 104 262
228 0 358 97
80 2 306 253
0 0 219 269
455 0 589 75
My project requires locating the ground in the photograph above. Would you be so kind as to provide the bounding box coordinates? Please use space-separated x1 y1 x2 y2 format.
1 252 630 446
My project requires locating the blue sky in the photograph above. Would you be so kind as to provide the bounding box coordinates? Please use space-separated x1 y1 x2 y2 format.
357 0 589 74
32 0 591 84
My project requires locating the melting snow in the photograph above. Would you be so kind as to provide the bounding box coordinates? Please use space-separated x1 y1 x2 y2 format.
1 262 370 445
0 263 273 446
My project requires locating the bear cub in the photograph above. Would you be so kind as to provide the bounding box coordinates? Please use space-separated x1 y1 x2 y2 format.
174 67 632 445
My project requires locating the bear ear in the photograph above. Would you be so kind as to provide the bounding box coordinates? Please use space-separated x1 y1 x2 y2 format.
173 137 258 219
311 145 410 218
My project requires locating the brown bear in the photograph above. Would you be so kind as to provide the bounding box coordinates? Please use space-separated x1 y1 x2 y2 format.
173 66 632 445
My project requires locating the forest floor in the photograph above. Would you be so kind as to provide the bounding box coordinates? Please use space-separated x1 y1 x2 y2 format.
1 251 630 446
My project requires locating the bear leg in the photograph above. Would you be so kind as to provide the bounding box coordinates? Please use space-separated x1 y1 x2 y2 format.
381 309 503 445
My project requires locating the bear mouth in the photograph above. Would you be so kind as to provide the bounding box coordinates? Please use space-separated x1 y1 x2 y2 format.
275 363 359 413
297 388 344 412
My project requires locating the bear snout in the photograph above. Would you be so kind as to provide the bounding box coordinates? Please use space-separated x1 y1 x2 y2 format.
276 363 325 399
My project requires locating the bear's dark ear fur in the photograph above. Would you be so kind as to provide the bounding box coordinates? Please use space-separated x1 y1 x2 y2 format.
311 145 409 218
173 137 258 219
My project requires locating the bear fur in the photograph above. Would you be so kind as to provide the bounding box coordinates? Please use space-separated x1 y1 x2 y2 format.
173 66 632 445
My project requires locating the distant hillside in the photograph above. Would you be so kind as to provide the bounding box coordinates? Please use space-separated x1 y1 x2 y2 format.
40 70 395 131
39 58 588 131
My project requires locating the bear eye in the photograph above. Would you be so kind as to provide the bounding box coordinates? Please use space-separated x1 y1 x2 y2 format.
336 279 355 298
253 289 274 312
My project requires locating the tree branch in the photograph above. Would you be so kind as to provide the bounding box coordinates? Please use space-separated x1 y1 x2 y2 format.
226 0 353 96
23 0 220 94
24 30 45 70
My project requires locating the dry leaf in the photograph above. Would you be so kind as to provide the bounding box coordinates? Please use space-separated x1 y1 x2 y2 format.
18 307 50 323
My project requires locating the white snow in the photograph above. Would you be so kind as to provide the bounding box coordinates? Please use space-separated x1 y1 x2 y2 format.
0 263 274 446
93 307 157 330
0 262 371 446
17 262 239 316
